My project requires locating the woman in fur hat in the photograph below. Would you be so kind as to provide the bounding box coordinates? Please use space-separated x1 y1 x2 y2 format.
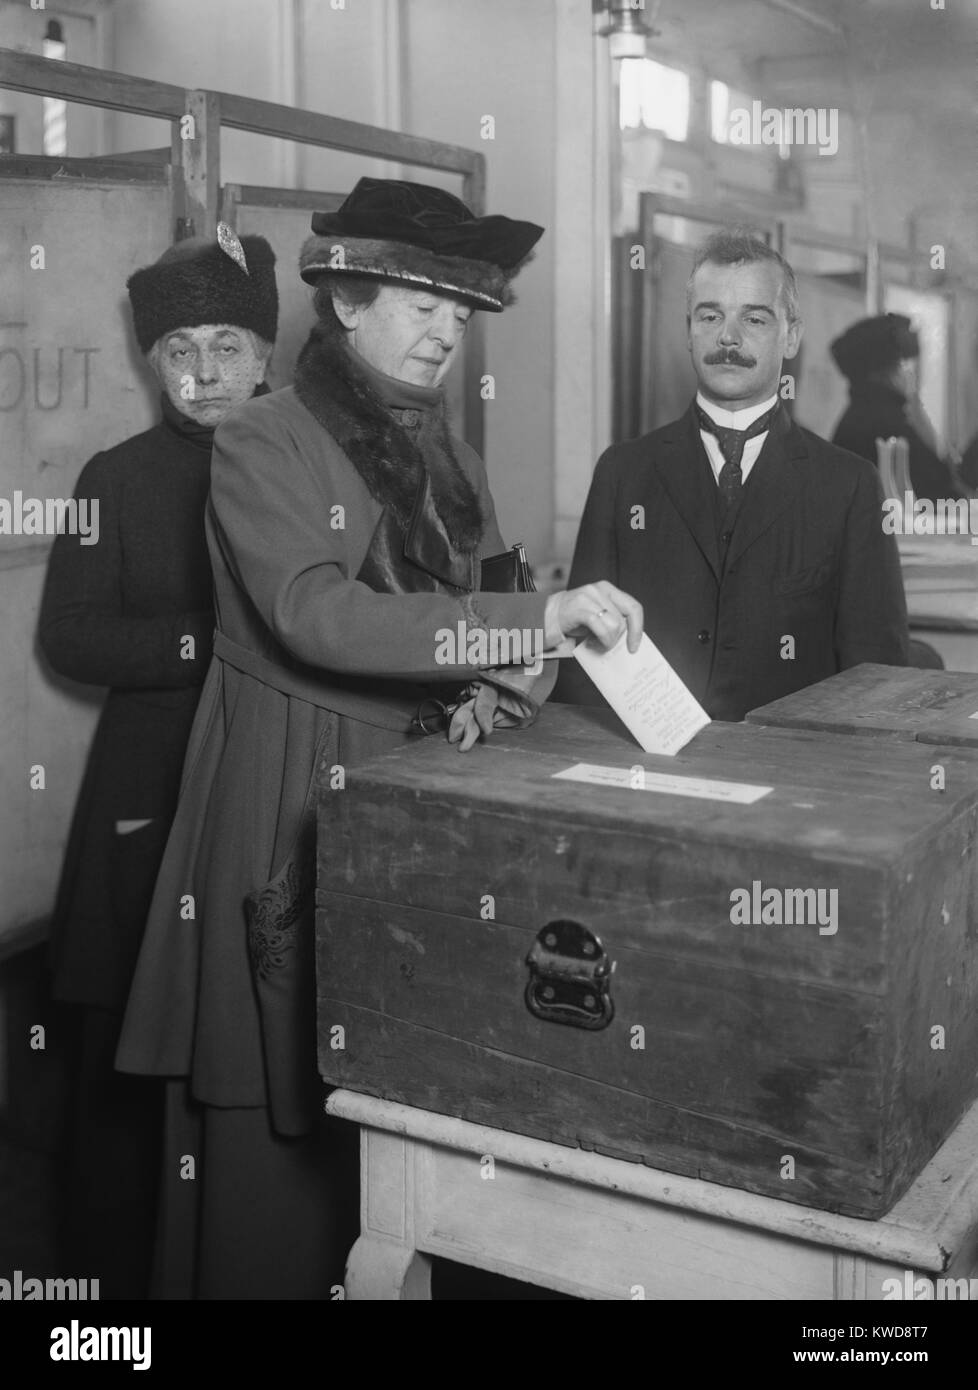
116 177 642 1299
38 230 278 1299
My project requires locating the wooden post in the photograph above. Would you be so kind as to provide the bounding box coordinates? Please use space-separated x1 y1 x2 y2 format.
462 155 488 457
866 237 883 315
638 194 660 437
179 89 221 240
169 118 187 241
219 183 241 230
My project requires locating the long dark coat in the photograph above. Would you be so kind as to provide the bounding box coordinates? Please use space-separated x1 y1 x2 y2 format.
116 336 552 1136
832 380 957 505
556 403 909 720
38 395 216 1010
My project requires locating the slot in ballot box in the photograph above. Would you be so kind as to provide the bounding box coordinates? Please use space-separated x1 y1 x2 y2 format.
316 704 978 1218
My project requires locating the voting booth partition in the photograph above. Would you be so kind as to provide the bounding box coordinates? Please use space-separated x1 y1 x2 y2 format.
0 160 170 954
0 50 487 960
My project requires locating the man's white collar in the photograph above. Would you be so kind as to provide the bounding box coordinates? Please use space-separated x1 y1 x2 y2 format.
696 392 779 430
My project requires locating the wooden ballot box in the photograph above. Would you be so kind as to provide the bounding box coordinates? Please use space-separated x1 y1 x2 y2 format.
315 704 978 1219
748 663 978 748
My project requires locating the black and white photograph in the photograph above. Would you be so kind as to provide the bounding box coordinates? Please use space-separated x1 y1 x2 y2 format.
1 0 977 1347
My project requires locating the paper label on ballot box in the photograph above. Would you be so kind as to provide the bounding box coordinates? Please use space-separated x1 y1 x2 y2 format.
572 631 711 754
553 762 773 804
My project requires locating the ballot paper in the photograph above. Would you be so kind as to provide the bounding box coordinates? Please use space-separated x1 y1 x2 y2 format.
573 631 711 755
552 763 772 804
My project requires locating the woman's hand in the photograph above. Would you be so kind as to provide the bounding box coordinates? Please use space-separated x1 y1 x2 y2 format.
545 582 644 653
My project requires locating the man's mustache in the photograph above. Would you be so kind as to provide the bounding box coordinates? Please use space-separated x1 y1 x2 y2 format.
703 349 757 368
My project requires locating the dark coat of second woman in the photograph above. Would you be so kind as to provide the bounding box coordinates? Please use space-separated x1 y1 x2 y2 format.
38 230 278 1298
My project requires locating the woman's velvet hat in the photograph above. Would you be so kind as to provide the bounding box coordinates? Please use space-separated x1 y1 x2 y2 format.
127 228 279 354
299 177 544 312
830 313 919 382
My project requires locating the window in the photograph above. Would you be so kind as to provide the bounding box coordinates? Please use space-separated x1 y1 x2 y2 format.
42 20 67 157
711 80 790 159
620 60 690 141
712 81 745 144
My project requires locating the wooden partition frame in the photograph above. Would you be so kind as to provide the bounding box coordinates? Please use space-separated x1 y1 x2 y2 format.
0 49 488 451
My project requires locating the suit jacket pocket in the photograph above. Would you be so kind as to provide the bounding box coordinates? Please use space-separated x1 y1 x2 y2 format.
773 558 837 598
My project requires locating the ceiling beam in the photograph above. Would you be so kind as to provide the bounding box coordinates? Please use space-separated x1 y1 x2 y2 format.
753 0 845 39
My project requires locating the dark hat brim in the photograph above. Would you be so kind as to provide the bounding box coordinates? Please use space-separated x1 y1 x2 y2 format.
302 177 543 311
299 235 530 312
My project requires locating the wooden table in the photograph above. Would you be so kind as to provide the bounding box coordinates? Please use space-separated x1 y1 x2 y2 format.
900 534 978 672
326 1090 978 1301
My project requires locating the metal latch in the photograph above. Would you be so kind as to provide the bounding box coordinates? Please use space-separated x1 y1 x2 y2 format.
524 919 615 1031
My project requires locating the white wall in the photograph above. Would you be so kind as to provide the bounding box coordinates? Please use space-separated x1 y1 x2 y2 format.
401 0 555 560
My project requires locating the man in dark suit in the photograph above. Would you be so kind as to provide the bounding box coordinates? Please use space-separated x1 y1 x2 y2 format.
556 228 909 721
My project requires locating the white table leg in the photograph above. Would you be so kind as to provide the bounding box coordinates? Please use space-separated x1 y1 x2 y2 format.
342 1120 434 1300
345 1234 432 1300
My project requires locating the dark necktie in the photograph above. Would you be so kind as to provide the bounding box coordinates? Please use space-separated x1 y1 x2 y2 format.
696 402 779 508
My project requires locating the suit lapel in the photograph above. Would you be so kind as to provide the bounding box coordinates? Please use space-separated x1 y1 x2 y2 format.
653 406 721 581
725 408 807 569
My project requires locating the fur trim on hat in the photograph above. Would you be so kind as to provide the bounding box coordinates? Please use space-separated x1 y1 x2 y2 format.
293 323 484 554
127 236 279 354
299 235 532 311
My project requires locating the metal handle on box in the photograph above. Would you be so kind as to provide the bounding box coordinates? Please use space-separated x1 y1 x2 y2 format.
524 919 615 1031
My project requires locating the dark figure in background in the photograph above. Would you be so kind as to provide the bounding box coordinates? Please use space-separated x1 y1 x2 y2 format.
556 229 909 721
830 313 959 505
959 434 978 492
38 230 278 1298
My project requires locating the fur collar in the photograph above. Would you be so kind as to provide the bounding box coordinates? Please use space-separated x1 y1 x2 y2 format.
294 324 484 553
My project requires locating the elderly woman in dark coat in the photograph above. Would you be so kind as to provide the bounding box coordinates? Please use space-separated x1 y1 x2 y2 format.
38 231 278 1298
116 178 641 1300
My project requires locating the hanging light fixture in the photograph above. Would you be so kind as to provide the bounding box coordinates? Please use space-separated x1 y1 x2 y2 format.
594 0 661 61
